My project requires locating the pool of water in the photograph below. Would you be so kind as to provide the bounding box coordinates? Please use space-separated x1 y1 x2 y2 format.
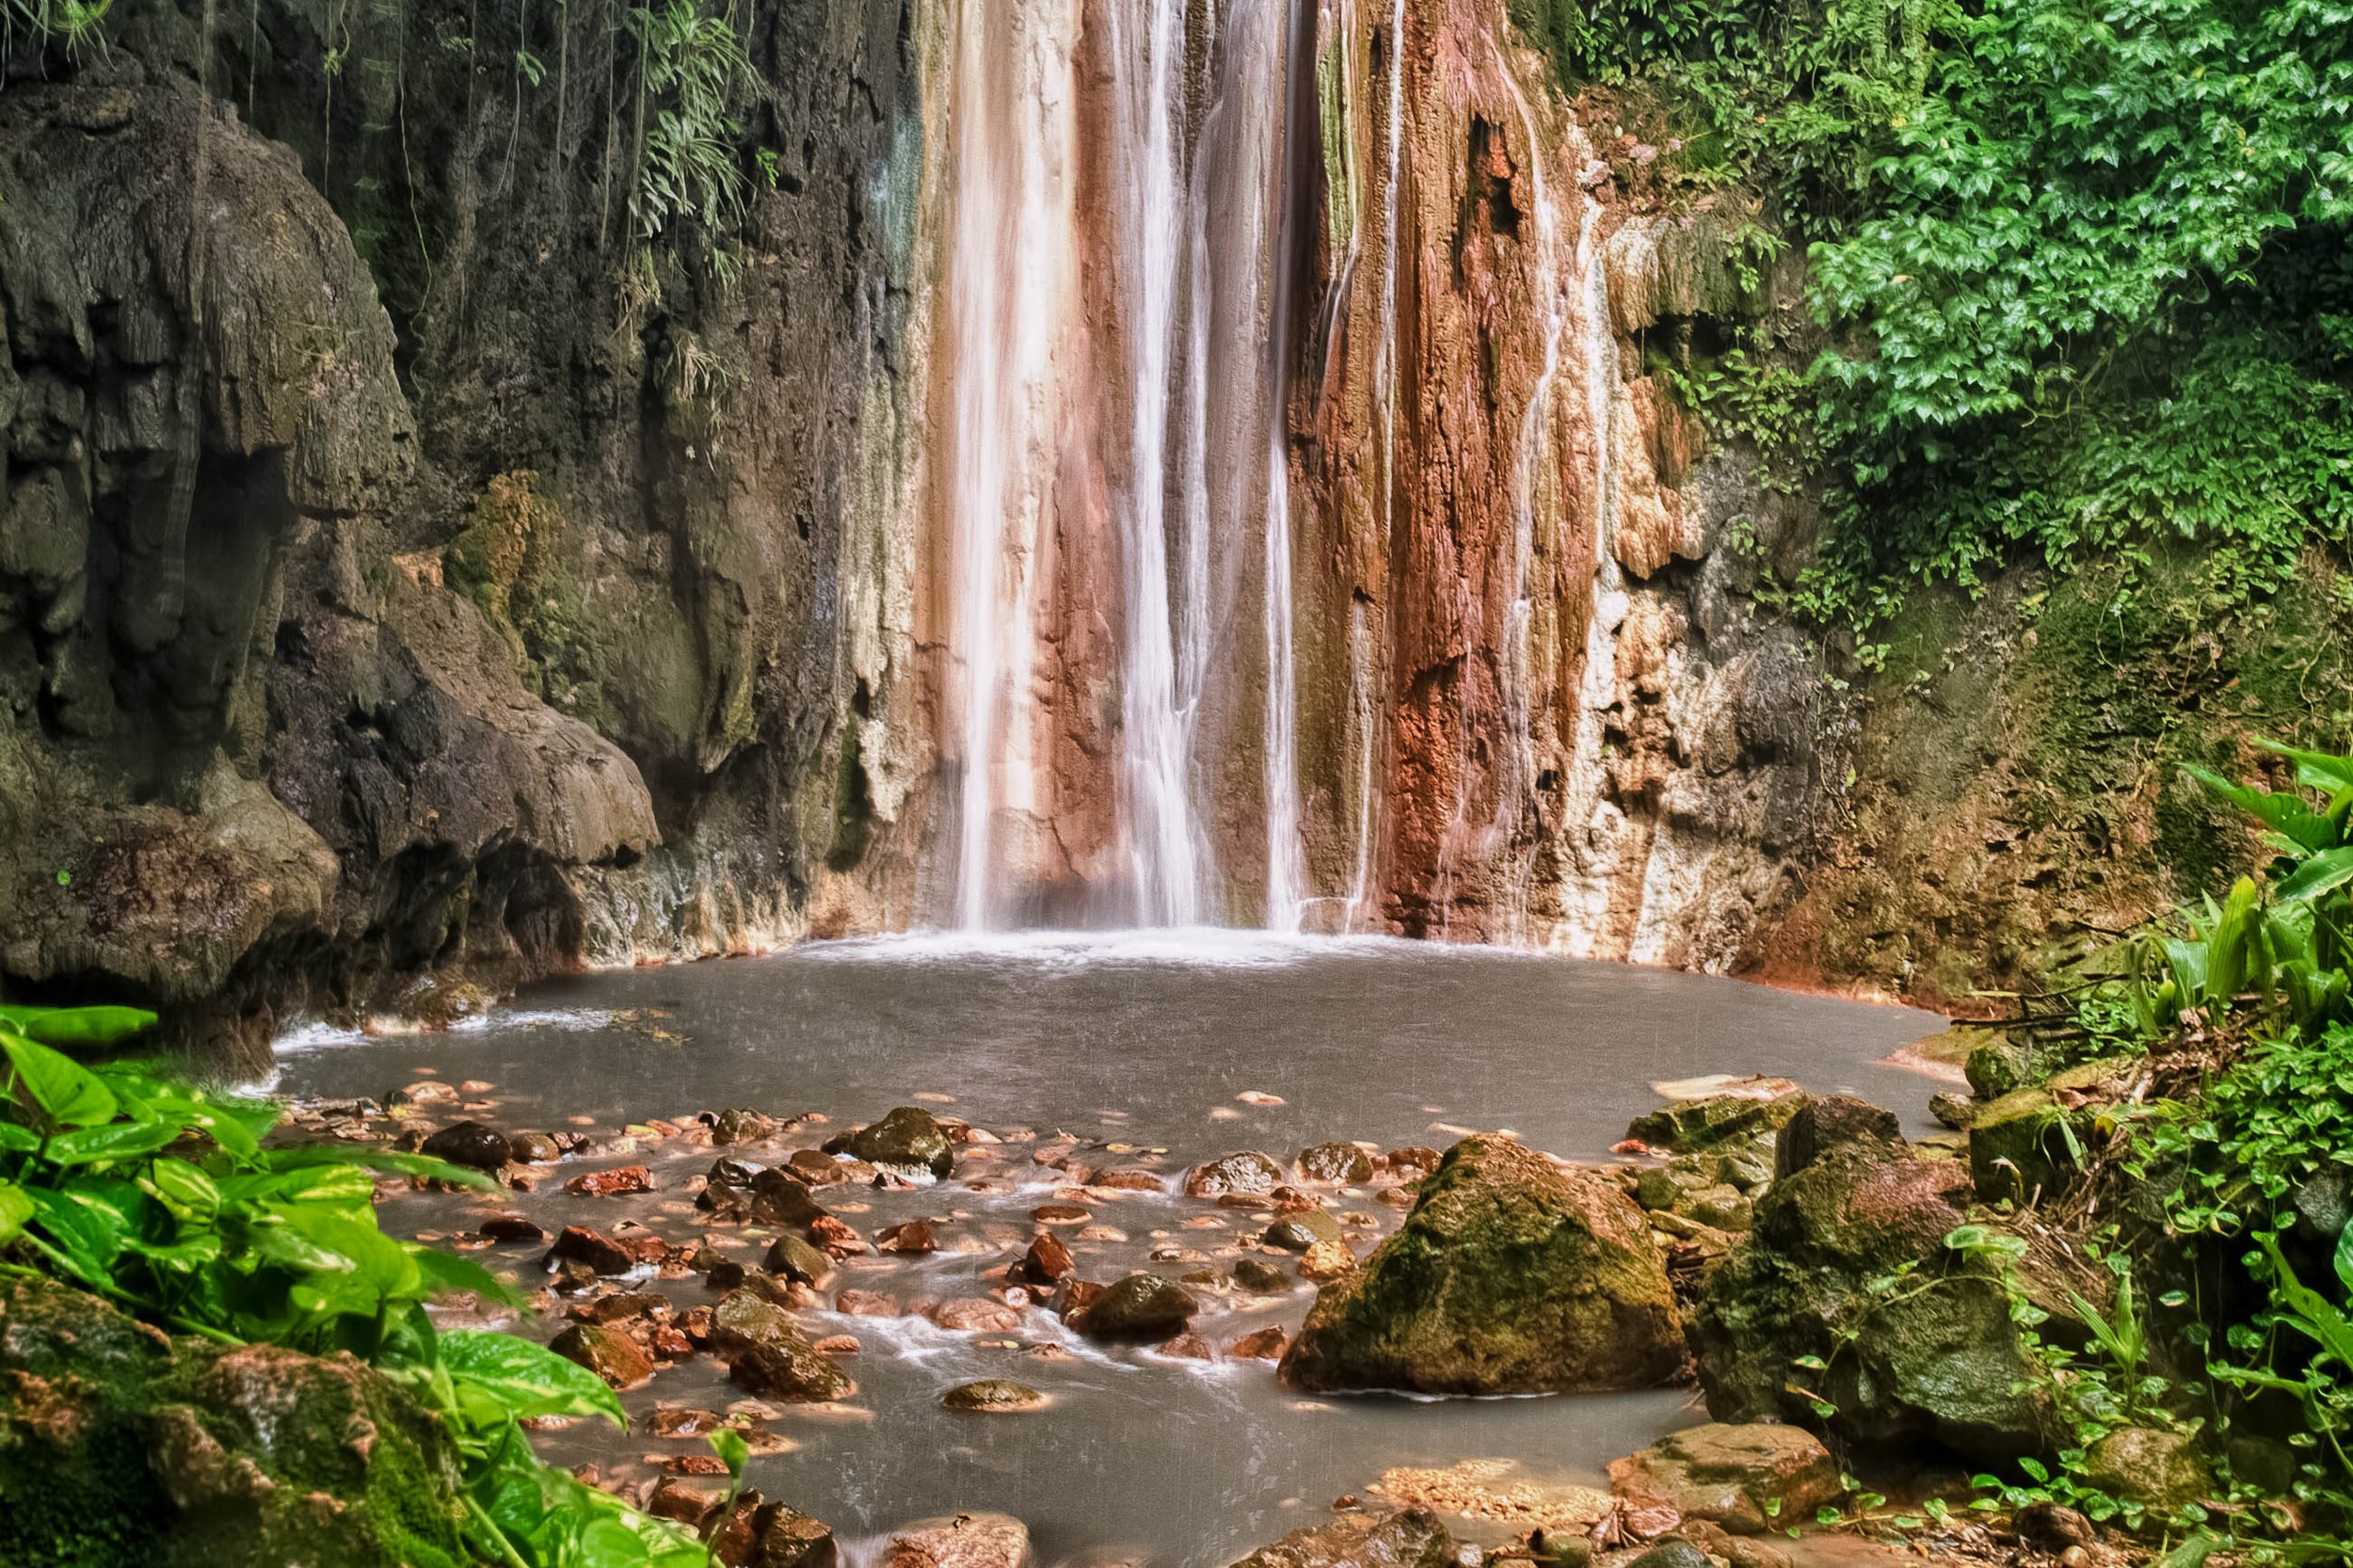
272 932 1945 1566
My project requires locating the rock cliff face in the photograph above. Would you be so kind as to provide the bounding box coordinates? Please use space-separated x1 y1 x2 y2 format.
0 0 2242 1041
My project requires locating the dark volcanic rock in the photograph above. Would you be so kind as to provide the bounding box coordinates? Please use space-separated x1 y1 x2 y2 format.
420 1120 512 1172
1068 1272 1198 1340
1280 1137 1682 1395
850 1107 954 1177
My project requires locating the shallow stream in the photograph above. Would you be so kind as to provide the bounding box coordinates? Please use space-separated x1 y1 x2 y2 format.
273 933 1945 1567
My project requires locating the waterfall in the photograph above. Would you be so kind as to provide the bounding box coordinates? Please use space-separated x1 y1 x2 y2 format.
940 0 1309 932
1557 153 1640 954
944 0 1070 932
1490 46 1572 948
1260 0 1314 935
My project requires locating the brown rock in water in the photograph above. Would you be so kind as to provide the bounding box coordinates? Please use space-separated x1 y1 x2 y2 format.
1265 1210 1345 1251
1299 1143 1375 1184
850 1107 955 1177
648 1478 716 1526
1155 1332 1215 1361
507 1130 564 1163
568 1289 670 1326
744 1503 837 1567
763 1232 837 1287
1384 1147 1443 1180
1016 1231 1074 1284
421 1120 513 1172
711 1289 806 1356
879 1220 939 1255
1069 1272 1196 1340
809 1215 867 1256
550 1322 655 1389
711 1108 780 1145
566 1164 654 1197
1299 1240 1357 1280
879 1512 1031 1568
480 1213 547 1244
1223 1507 1454 1568
748 1169 828 1228
1608 1423 1844 1535
1281 1137 1682 1395
1184 1151 1286 1198
1031 1203 1090 1224
931 1298 1024 1334
941 1379 1048 1413
834 1289 899 1317
788 1148 851 1185
1233 1257 1293 1294
730 1337 854 1402
546 1225 636 1275
1226 1326 1288 1360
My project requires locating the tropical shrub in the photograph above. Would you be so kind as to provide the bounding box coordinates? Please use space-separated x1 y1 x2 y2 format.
0 1005 716 1568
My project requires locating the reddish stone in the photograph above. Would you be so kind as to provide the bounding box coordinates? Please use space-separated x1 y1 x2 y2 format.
566 1165 653 1197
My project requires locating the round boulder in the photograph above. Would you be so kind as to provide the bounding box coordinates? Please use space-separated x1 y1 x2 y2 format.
850 1107 954 1178
1279 1137 1683 1395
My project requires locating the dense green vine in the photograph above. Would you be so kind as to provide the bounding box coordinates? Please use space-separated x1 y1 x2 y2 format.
1524 0 2353 634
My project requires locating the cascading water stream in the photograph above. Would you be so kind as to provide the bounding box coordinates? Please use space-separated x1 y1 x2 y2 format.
945 0 1064 932
942 0 1314 933
1109 0 1209 926
1489 47 1572 948
1557 162 1641 954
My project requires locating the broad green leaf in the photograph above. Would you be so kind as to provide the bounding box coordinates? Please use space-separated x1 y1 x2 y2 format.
440 1329 628 1427
45 1119 182 1167
0 1181 30 1244
1 1032 117 1128
141 1157 221 1224
2280 845 2353 903
0 1005 157 1047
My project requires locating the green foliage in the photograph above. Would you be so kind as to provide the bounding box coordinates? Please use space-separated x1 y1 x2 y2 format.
0 1005 706 1568
625 0 751 243
1515 0 2353 632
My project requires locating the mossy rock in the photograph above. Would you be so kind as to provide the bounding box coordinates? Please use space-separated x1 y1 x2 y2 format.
2084 1427 2214 1517
1690 1143 2058 1462
848 1107 953 1178
1967 1089 2080 1202
0 1275 471 1568
1279 1137 1682 1395
1223 1507 1455 1568
1626 1094 1805 1154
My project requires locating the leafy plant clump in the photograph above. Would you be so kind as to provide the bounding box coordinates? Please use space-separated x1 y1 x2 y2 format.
1971 741 2353 1557
1518 0 2353 635
0 1005 721 1568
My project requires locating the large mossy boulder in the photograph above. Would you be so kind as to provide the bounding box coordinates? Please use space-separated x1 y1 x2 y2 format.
1690 1140 2058 1462
1223 1507 1455 1568
0 1274 472 1567
1280 1136 1682 1395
